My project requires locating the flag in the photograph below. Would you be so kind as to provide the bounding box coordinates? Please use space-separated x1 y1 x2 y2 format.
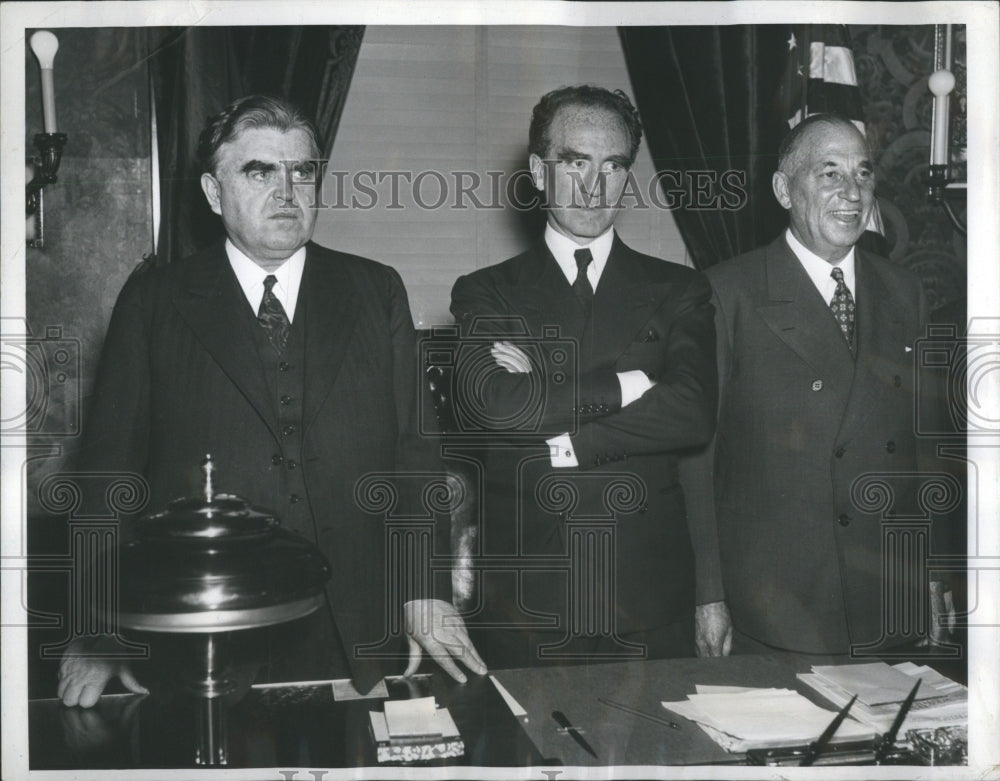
780 24 885 237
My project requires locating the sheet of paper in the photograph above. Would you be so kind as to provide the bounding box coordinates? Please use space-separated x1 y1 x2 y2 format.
384 696 442 738
490 674 528 718
810 663 938 706
332 677 389 701
662 688 875 751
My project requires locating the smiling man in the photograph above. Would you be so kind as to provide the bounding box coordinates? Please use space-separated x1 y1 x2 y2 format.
58 95 484 708
681 114 955 658
449 86 717 668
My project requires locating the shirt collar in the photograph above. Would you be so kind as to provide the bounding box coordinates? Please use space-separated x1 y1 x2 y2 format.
225 239 307 322
544 224 615 289
784 229 856 299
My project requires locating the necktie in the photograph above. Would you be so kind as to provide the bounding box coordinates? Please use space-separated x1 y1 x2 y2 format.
258 274 291 352
829 266 855 346
573 247 594 312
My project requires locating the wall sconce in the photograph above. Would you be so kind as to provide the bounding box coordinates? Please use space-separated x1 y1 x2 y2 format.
926 24 966 236
26 30 67 248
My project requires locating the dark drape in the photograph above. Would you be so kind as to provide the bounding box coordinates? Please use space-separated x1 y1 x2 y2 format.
149 26 364 265
620 26 791 270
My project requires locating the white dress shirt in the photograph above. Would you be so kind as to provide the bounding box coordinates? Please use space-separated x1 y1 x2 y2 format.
542 225 654 467
785 229 856 303
226 239 307 322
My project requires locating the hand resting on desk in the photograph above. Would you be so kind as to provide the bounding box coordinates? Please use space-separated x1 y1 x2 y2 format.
403 599 487 684
694 600 733 658
58 636 149 708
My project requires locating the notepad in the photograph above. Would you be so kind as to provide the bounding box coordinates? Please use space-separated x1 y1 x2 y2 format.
369 697 464 763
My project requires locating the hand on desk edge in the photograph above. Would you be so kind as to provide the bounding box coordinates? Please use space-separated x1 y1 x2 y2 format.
57 636 149 708
694 600 733 658
403 598 488 684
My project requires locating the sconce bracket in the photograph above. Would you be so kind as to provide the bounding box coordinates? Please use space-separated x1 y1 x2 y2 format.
26 131 67 248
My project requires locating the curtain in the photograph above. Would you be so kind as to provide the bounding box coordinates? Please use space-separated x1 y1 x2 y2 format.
149 26 365 265
620 26 791 270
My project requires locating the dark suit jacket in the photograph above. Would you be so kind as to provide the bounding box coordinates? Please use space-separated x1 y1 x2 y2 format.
680 234 945 653
78 240 442 688
449 234 717 643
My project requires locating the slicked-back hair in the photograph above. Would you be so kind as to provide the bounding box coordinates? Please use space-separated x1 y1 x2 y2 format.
197 94 322 175
777 113 869 175
529 85 643 168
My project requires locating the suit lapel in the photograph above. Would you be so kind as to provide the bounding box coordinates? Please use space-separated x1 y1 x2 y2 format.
171 242 278 438
588 235 666 362
835 252 905 441
755 237 855 407
495 243 587 338
301 244 361 430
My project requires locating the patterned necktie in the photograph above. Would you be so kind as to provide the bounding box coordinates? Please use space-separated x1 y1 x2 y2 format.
258 274 291 352
573 247 594 312
829 266 855 346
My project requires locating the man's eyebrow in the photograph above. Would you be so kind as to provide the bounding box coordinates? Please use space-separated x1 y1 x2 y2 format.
606 154 630 167
554 147 590 160
240 159 277 174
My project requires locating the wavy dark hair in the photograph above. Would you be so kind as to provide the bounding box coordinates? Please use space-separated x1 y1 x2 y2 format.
528 85 643 168
197 94 322 174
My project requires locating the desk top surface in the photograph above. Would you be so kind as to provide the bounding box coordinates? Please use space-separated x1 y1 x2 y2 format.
29 652 963 770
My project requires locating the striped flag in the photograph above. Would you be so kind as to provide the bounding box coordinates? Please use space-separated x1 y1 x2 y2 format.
780 24 885 237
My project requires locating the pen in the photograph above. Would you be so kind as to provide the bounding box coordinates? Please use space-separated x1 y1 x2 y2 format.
552 710 599 759
598 697 680 730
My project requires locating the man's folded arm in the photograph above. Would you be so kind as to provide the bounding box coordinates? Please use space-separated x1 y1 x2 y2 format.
568 273 718 466
449 274 623 433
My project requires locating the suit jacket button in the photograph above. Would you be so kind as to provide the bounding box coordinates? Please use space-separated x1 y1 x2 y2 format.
289 494 302 504
283 425 296 436
893 375 902 387
279 361 291 372
838 513 851 526
811 380 823 391
271 454 283 465
287 459 299 469
280 394 293 406
834 446 845 458
885 441 896 453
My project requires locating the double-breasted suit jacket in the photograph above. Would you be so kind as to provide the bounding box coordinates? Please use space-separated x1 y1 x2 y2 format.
681 235 946 653
449 235 717 656
79 241 443 688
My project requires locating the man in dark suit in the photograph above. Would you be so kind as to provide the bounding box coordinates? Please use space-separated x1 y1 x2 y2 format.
683 114 955 657
57 95 484 707
449 86 717 668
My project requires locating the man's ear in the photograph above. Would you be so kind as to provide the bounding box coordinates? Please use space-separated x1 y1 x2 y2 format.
772 171 792 210
200 172 223 216
528 153 546 192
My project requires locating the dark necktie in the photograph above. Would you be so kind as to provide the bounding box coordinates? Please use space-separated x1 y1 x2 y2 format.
573 247 594 312
258 274 291 352
829 266 855 346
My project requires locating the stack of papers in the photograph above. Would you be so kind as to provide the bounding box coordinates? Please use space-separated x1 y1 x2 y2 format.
661 686 876 752
798 662 968 733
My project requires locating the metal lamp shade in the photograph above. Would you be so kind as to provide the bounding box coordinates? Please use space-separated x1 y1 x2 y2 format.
118 487 331 633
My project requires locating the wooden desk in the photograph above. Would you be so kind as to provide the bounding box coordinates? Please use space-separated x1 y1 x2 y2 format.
28 652 960 770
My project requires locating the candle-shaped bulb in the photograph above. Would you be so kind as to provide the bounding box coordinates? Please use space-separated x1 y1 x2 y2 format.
928 69 955 167
30 31 60 133
29 31 59 68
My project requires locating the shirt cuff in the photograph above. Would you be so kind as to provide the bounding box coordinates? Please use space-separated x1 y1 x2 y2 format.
546 433 579 467
618 370 654 408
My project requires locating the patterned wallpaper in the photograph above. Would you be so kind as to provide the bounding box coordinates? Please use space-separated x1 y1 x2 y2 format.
850 24 967 311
